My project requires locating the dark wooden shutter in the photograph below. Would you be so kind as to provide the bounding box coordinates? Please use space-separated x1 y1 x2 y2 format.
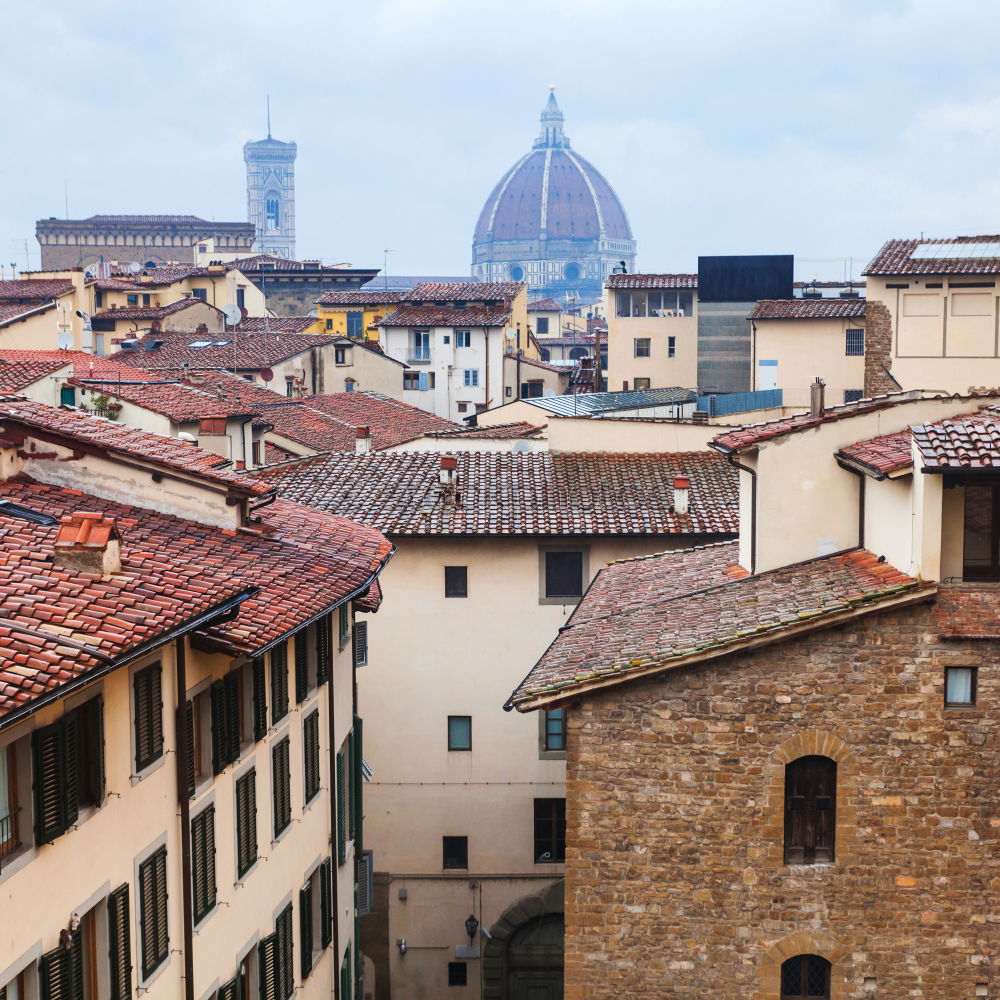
184 700 196 799
61 712 80 827
258 934 277 1000
347 729 357 841
270 645 288 725
223 672 241 765
236 769 257 879
276 904 294 1000
210 681 227 775
299 884 313 980
316 616 331 687
251 658 267 742
294 632 309 703
139 846 168 978
320 858 333 947
192 805 217 923
134 664 163 772
351 716 362 845
784 756 837 865
33 721 68 844
353 622 368 668
355 851 372 919
92 696 105 805
107 882 132 1000
272 739 291 838
303 712 320 803
217 977 239 1000
336 748 347 865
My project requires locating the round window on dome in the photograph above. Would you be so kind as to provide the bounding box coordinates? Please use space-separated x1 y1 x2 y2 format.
563 263 581 281
509 265 525 282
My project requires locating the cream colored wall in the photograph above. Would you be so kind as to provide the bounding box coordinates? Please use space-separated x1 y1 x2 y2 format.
863 474 914 576
529 309 561 337
545 415 719 453
606 309 698 391
940 483 966 581
474 400 550 428
332 344 405 399
753 318 865 409
503 356 568 397
14 366 72 404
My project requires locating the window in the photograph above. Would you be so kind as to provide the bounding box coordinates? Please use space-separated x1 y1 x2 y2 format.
442 835 468 870
411 330 431 362
448 963 468 987
353 621 368 667
209 672 243 774
39 933 82 1000
443 335 450 344
448 716 471 751
633 377 651 390
271 643 289 725
300 860 333 979
543 550 584 600
127 294 138 306
133 662 164 772
303 711 321 803
963 484 1000 581
192 288 207 301
463 369 480 387
32 694 104 844
404 371 435 390
346 311 363 337
294 626 319 703
456 329 471 347
445 566 468 598
534 798 566 862
521 380 544 398
325 318 333 330
191 805 217 924
845 327 864 356
265 197 280 230
543 709 566 751
316 615 332 685
535 317 549 335
336 746 348 865
338 604 350 647
667 336 676 358
272 737 291 839
141 293 151 307
335 346 348 365
843 389 864 403
138 845 168 978
784 756 836 864
475 403 486 413
259 903 294 1000
633 338 651 358
457 401 469 413
0 741 22 864
236 288 246 310
945 667 977 707
107 883 131 1000
540 348 551 361
235 769 257 878
780 954 830 999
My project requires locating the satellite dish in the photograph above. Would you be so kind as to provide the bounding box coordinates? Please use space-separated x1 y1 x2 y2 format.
504 327 517 341
128 261 142 274
260 367 274 383
56 331 73 350
543 388 556 397
223 304 242 327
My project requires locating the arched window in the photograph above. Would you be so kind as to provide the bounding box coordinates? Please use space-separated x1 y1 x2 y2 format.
780 954 830 999
569 347 588 361
265 196 280 230
540 348 551 361
509 264 525 282
784 756 836 864
563 262 581 281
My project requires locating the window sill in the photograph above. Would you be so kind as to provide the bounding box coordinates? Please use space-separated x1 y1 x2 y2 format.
0 843 36 883
538 596 582 607
193 902 218 932
235 860 259 885
272 823 293 848
130 754 167 786
538 750 566 761
140 954 171 992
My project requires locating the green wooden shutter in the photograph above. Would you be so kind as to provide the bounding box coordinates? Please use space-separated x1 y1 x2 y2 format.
223 672 241 766
217 977 238 1000
276 904 294 1000
257 934 277 1000
353 622 368 668
236 769 257 879
93 696 106 805
340 948 351 1000
316 616 330 687
107 882 132 1000
139 846 168 978
294 633 309 703
184 701 196 799
352 717 363 846
61 712 80 828
303 712 320 803
338 605 349 645
32 721 68 844
272 739 290 838
134 664 163 771
336 748 347 865
251 658 267 742
192 805 216 923
38 932 82 1000
347 730 357 842
270 645 288 725
320 858 333 948
210 681 226 775
299 885 313 980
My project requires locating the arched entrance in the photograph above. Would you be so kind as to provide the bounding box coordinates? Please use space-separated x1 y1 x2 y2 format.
483 881 563 1000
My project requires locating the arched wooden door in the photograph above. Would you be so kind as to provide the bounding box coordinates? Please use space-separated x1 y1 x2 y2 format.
506 914 563 1000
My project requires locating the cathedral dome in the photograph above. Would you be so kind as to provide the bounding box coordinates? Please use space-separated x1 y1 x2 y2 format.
472 90 636 300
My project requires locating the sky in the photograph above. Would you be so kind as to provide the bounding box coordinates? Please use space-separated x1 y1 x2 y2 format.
2 0 1000 282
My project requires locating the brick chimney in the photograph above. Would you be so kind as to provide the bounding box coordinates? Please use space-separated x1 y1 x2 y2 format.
673 476 690 516
355 426 372 454
439 454 458 486
54 512 121 575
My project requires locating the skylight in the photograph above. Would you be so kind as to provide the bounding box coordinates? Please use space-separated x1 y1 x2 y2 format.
0 500 58 525
911 242 1000 260
188 341 212 348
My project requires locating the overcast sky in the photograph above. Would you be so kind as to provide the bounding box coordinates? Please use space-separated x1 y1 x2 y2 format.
2 0 999 282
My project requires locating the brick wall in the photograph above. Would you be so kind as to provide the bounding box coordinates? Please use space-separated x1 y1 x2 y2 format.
863 300 895 397
564 601 998 999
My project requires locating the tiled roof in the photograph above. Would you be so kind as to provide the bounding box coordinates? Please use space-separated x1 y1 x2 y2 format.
0 481 392 720
257 451 738 537
70 378 259 422
0 357 70 390
517 355 567 374
93 299 207 321
518 387 695 417
427 421 544 440
305 391 462 448
0 303 55 325
264 441 298 464
0 396 269 496
528 298 562 312
220 255 370 274
508 544 930 708
261 403 361 452
316 290 404 306
539 334 607 346
232 316 319 333
911 410 1000 471
837 429 913 477
864 235 1000 276
605 273 698 289
110 330 338 369
0 350 161 382
0 279 75 301
750 298 866 320
378 305 511 327
408 282 522 300
89 277 145 291
360 275 474 292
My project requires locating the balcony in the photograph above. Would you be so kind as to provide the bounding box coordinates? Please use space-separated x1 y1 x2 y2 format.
407 348 432 365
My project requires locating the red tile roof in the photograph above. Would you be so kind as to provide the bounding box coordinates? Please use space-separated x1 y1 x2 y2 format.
864 235 1000 276
378 305 511 327
316 290 404 306
70 377 260 422
261 403 362 452
110 330 338 369
0 279 75 301
258 451 738 537
837 429 913 476
305 391 461 448
605 274 698 289
0 302 55 325
0 350 162 383
408 281 522 300
528 298 562 312
0 356 71 391
93 299 209 321
750 298 866 320
0 396 269 496
539 334 606 346
508 544 931 708
0 481 392 720
427 421 544 440
911 410 1000 471
517 355 568 374
233 316 319 333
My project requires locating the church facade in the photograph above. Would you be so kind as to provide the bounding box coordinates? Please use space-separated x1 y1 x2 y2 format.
472 91 636 305
244 129 297 259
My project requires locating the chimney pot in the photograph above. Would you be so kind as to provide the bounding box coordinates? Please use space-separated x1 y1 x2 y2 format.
439 454 459 487
355 426 372 453
673 476 690 516
810 377 827 418
54 511 122 575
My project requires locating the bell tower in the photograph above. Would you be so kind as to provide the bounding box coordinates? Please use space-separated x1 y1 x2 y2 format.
244 102 297 258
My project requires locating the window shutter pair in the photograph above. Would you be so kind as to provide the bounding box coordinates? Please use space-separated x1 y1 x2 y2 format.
299 883 313 980
138 846 168 979
257 934 277 1000
303 712 320 804
39 928 83 1000
347 729 358 842
316 616 331 687
210 675 241 775
191 805 217 923
251 659 267 742
336 748 347 865
352 717 363 847
235 770 257 879
276 904 294 1000
133 664 163 772
272 739 291 838
107 882 132 1000
270 645 289 725
320 858 333 947
294 634 310 704
784 756 837 864
217 978 239 1000
353 622 368 668
32 715 80 845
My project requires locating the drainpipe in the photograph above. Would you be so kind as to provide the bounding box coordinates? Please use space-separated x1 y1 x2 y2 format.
174 637 195 1000
835 458 867 549
327 639 342 1000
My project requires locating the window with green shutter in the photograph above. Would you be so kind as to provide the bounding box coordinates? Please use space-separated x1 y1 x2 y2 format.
353 622 368 668
270 644 289 725
107 883 132 1000
235 769 257 879
38 928 82 1000
138 846 168 979
339 948 351 1000
338 605 349 647
251 659 267 742
294 633 310 704
336 747 347 865
347 729 357 840
316 615 331 687
257 934 277 1000
133 663 163 772
192 805 217 924
320 858 333 948
276 904 294 1000
299 882 313 980
272 738 291 839
216 977 238 1000
303 712 320 804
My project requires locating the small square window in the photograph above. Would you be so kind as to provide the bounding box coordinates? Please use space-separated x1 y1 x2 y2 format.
667 336 676 358
127 294 138 306
457 402 469 413
442 835 468 870
544 709 566 751
448 962 468 987
443 335 451 344
447 716 471 751
633 377 651 390
445 566 468 598
633 338 650 358
945 667 977 707
545 551 583 599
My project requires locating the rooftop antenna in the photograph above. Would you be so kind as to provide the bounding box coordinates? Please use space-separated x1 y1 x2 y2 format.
383 249 394 291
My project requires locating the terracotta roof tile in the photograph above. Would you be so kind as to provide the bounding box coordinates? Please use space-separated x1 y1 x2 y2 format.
0 357 71 391
508 545 930 708
528 298 563 312
408 281 522 300
233 316 319 333
750 298 866 320
378 304 511 327
0 279 75 301
837 429 913 476
605 273 698 289
305 391 461 449
316 290 404 306
864 235 1000 276
69 377 260 422
110 330 338 369
426 422 544 440
911 410 1000 470
517 355 567 374
94 299 209 321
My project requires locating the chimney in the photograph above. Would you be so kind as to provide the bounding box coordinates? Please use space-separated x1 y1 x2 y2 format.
54 512 122 575
810 377 826 417
673 476 690 516
439 454 458 486
355 426 372 453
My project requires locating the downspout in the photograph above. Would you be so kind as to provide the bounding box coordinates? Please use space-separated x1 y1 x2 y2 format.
483 326 490 414
175 636 196 1000
712 444 757 575
328 640 342 1000
835 459 867 549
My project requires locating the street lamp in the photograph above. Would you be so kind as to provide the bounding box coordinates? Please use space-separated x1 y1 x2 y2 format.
465 914 479 944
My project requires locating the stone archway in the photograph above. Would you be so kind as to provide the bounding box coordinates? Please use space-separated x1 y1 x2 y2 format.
483 880 564 1000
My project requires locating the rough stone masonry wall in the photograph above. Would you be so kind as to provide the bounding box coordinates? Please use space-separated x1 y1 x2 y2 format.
564 601 998 1000
864 300 896 397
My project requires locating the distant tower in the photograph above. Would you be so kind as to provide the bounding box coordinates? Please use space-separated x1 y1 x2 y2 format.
244 102 297 258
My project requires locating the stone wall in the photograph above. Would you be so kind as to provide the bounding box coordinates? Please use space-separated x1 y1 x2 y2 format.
864 300 896 396
564 599 998 999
